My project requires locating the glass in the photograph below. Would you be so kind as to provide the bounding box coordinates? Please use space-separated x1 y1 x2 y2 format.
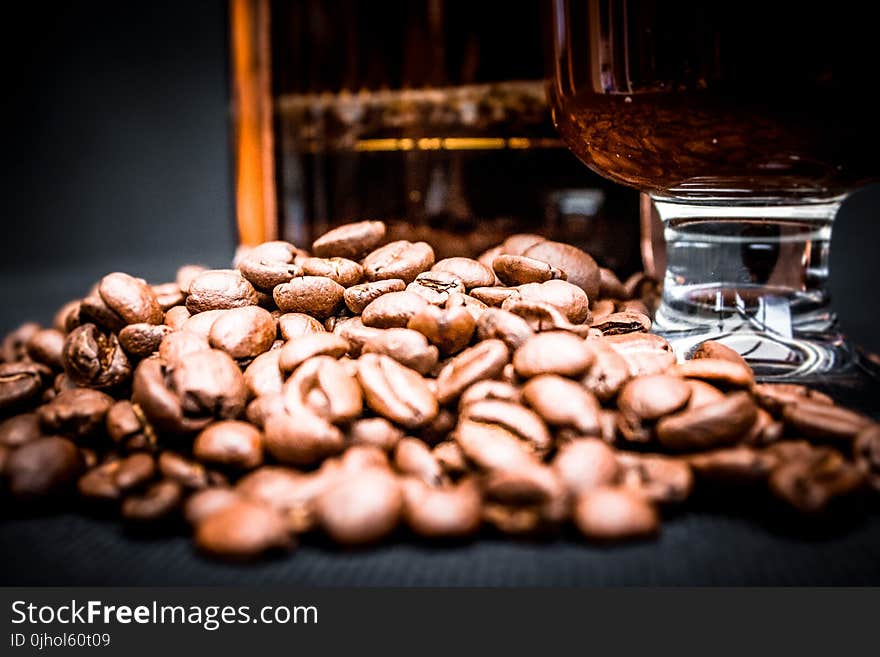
549 0 878 380
231 0 642 274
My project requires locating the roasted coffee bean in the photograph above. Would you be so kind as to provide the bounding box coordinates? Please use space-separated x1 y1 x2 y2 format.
186 270 259 313
357 354 438 428
401 476 482 538
685 379 727 409
769 448 865 514
243 350 284 398
521 375 601 435
360 328 439 374
691 340 749 367
152 282 185 311
361 291 429 329
474 308 534 352
278 312 327 340
26 328 66 369
282 355 362 423
454 419 536 473
656 392 758 451
237 463 336 533
77 459 122 501
180 309 228 339
54 301 82 333
590 299 617 325
580 341 631 402
158 331 211 368
301 256 363 287
184 487 241 526
461 400 551 456
2 322 41 362
482 461 565 506
341 445 390 472
469 286 519 307
617 375 692 422
458 380 521 408
38 388 114 440
105 400 154 450
208 306 276 359
591 311 651 335
574 487 659 541
752 383 835 414
332 317 380 357
7 436 83 500
237 241 302 290
513 331 595 379
406 271 466 305
854 424 880 491
118 323 173 357
432 440 468 476
407 305 475 355
604 332 676 377
492 254 566 286
273 276 345 319
0 361 51 413
519 240 600 300
553 438 620 497
98 272 164 325
362 240 435 284
431 257 495 289
673 358 755 389
158 451 209 489
312 220 386 259
435 340 509 405
79 293 126 332
781 399 873 443
245 393 286 428
393 437 446 486
741 407 784 447
196 499 293 559
688 446 779 483
502 298 592 337
114 452 156 491
194 421 264 470
482 502 557 536
0 413 43 447
598 267 626 299
278 333 349 373
315 466 403 545
175 265 207 294
343 279 406 314
623 272 661 305
505 280 591 324
63 323 131 389
616 453 693 503
349 417 404 452
264 407 346 466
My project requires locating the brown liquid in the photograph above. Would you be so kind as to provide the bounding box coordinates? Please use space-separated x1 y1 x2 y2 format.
551 1 878 201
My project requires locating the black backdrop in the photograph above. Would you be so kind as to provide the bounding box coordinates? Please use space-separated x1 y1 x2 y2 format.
1 1 880 586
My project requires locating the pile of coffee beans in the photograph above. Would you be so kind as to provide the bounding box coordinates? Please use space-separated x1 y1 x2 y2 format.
1 221 878 559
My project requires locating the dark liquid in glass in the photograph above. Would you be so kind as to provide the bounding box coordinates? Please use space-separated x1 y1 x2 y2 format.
551 0 879 201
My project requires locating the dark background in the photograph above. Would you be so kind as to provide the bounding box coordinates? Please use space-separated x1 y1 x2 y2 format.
1 1 879 586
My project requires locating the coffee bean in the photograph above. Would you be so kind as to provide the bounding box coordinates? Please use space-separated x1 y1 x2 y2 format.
454 419 536 473
598 267 626 299
401 476 483 538
435 340 509 405
673 358 755 389
208 306 276 359
78 459 122 501
656 391 758 451
278 333 350 373
63 323 131 389
151 282 185 311
312 220 386 259
591 310 651 335
245 393 286 428
520 240 600 300
315 466 403 545
186 270 259 313
502 298 592 337
194 421 263 470
118 323 173 358
513 331 595 379
158 331 211 368
458 380 521 408
854 424 880 492
506 280 591 324
0 361 51 414
278 312 327 340
242 350 284 398
604 332 676 377
283 355 362 423
343 279 406 314
492 254 566 286
407 305 475 355
431 257 495 289
361 291 429 329
691 340 749 368
521 375 601 435
7 436 83 500
179 309 227 340
360 327 439 374
158 451 209 489
356 354 438 428
184 487 241 526
580 341 631 402
175 265 207 294
741 407 784 447
349 417 404 451
474 308 534 352
469 286 519 307
114 452 156 492
301 256 363 287
432 440 468 476
2 322 42 362
781 399 872 443
684 379 727 409
553 438 620 497
0 413 43 447
752 383 834 414
617 374 692 422
461 400 551 456
406 271 466 306
362 240 435 284
573 487 659 541
393 437 446 486
769 448 865 514
264 407 346 466
616 453 693 503
196 499 293 559
105 400 152 449
38 388 114 440
273 276 345 319
688 446 779 483
26 329 66 369
99 272 164 326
